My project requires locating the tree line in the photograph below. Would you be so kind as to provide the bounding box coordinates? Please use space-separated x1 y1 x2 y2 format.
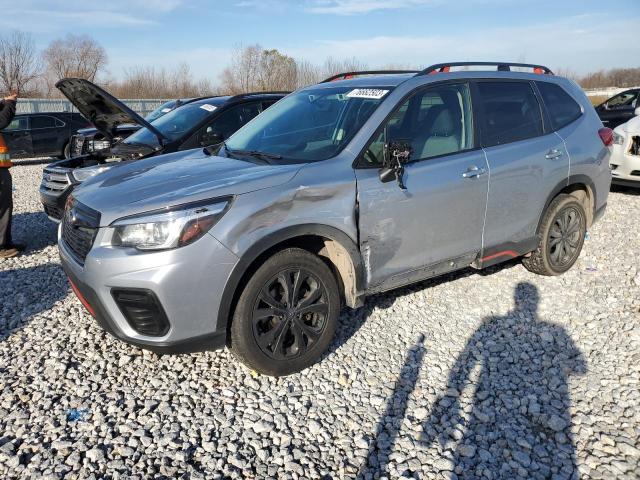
1 30 638 98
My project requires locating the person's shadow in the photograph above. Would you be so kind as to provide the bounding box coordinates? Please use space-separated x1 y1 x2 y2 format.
419 282 587 479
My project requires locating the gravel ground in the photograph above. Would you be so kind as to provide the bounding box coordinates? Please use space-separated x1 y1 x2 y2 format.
1 164 639 480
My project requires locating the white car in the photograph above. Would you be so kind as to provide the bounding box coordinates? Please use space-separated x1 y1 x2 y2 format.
611 112 640 187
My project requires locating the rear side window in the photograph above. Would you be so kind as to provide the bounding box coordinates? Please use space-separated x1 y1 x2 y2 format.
476 81 543 147
536 82 582 130
30 115 57 129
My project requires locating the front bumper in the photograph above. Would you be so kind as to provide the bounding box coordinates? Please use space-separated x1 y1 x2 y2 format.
59 227 239 354
610 135 640 186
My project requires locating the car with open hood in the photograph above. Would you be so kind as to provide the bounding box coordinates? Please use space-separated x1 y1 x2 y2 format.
39 77 287 220
60 62 611 376
68 98 193 158
611 115 640 186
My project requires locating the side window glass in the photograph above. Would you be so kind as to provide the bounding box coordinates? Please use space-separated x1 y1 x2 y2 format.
31 115 57 129
607 91 636 109
477 81 543 147
362 83 474 167
205 102 262 140
536 82 582 130
3 117 28 131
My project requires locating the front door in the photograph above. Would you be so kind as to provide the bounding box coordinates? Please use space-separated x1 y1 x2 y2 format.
597 90 638 129
354 82 488 290
30 115 64 156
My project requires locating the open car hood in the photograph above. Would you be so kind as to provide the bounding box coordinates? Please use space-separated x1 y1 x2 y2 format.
55 78 165 144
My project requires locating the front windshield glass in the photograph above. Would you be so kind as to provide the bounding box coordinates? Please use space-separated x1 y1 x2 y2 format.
124 101 215 147
144 100 176 122
224 86 391 162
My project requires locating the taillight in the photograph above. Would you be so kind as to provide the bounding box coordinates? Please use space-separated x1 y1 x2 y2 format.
598 127 613 146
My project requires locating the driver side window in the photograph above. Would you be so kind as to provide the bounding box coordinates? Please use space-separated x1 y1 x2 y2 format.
607 91 637 109
361 83 474 167
203 102 263 140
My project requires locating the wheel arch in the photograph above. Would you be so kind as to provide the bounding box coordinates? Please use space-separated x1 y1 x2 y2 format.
217 224 365 336
538 175 596 232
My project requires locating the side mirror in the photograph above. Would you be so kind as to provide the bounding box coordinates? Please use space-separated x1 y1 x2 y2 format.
378 136 412 189
201 130 223 146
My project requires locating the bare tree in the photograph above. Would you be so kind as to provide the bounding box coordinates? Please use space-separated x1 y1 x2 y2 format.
0 31 42 96
42 34 108 83
108 63 213 98
220 44 298 94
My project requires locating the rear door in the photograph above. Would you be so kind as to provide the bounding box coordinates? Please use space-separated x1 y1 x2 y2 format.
596 90 638 129
355 82 488 290
30 115 65 156
1 116 32 157
475 80 569 257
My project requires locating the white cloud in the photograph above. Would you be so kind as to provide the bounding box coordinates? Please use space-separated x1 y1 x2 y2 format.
307 0 434 15
0 0 182 31
283 15 640 74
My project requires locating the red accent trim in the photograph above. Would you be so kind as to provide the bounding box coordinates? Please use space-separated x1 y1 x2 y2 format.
533 67 544 74
68 277 95 317
480 250 519 262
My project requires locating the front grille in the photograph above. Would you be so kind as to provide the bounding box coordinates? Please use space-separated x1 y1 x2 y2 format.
61 200 101 264
41 168 71 194
44 204 64 220
71 135 86 157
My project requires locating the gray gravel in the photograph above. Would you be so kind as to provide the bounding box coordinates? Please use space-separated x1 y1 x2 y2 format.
1 164 639 479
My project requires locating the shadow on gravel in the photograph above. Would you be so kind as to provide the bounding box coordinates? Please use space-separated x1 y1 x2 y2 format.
359 282 587 480
10 211 58 250
327 259 520 359
0 263 68 342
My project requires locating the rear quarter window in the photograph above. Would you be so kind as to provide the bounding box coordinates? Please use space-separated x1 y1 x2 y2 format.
536 81 582 131
476 81 543 147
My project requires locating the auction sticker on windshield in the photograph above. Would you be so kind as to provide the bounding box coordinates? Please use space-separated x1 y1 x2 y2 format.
200 104 217 112
346 89 389 100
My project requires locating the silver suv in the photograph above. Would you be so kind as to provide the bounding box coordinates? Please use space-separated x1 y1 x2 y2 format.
59 62 612 376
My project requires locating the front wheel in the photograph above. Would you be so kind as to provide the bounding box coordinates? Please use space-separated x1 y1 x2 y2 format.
229 248 340 376
523 194 587 276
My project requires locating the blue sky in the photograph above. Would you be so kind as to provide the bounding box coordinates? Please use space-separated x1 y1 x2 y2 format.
1 0 638 83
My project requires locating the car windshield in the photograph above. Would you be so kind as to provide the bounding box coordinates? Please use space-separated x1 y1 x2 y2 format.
144 100 177 122
224 86 392 162
124 101 216 147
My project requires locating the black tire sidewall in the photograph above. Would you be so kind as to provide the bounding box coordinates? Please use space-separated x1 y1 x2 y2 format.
539 195 587 275
230 248 340 376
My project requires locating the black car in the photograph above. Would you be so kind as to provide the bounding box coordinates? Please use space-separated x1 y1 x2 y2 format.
595 88 640 129
2 112 90 159
69 98 192 157
40 78 287 221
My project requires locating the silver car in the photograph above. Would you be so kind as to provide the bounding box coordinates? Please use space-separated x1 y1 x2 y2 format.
59 62 612 376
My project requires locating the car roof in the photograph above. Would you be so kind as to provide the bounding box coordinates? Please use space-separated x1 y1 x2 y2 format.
183 93 287 108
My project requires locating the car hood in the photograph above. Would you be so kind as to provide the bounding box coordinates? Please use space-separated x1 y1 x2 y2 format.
73 148 302 226
76 124 141 136
617 115 640 134
56 78 164 143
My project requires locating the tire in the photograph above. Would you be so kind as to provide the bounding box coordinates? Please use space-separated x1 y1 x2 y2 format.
60 142 71 159
230 248 340 376
523 194 587 276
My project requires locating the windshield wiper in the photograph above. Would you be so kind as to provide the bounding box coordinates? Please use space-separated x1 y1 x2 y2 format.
232 149 282 161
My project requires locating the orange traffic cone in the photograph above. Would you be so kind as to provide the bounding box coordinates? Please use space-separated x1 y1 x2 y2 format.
0 134 11 168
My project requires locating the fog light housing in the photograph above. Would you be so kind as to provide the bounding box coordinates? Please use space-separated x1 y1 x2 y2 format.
111 288 169 336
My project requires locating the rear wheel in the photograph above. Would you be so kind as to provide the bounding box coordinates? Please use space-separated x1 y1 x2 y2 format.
229 248 340 376
523 194 587 276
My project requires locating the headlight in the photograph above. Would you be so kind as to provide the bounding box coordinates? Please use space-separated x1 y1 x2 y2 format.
72 165 113 183
110 198 231 251
613 132 625 145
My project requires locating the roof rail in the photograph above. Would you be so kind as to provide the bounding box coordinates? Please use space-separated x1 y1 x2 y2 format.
321 70 420 83
417 62 554 76
227 91 290 102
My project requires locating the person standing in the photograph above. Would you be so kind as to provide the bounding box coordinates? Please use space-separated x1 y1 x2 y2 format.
0 90 23 259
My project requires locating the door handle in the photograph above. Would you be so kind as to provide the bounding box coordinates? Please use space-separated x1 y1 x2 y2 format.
462 165 486 178
545 149 563 160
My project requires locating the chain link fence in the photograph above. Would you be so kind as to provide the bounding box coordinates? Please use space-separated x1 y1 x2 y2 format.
16 99 171 117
